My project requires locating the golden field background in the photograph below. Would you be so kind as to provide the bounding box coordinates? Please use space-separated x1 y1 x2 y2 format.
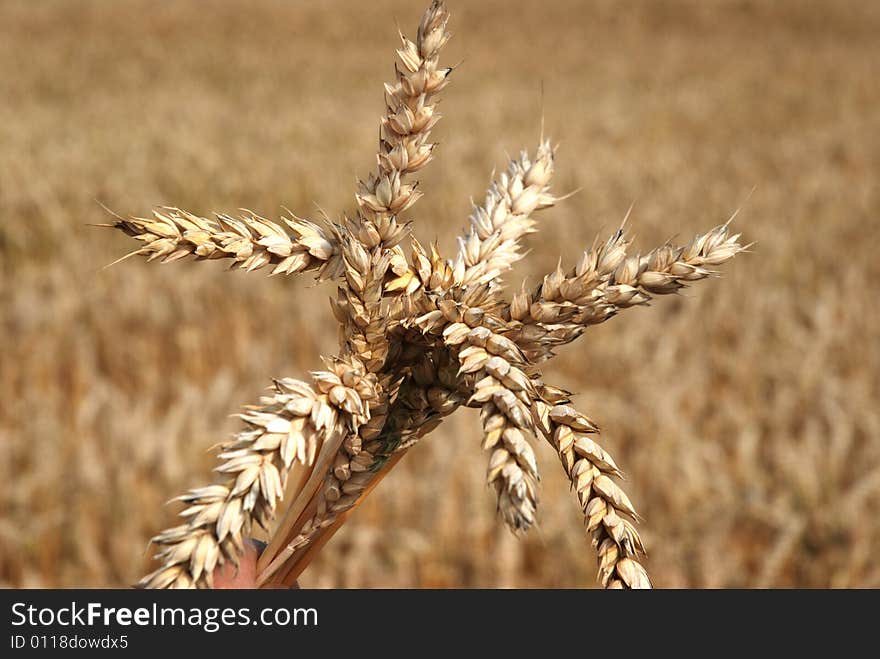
2 0 878 588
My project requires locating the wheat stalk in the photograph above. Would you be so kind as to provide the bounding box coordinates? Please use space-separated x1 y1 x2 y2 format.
106 1 746 589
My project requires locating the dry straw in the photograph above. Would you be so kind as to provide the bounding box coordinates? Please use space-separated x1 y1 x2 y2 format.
105 1 745 589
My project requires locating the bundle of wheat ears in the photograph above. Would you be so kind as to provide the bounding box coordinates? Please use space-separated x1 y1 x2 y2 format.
106 1 745 589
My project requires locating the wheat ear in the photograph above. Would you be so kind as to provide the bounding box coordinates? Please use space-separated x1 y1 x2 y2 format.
533 386 650 589
398 143 557 315
453 141 556 292
138 358 378 588
440 316 539 532
103 208 342 278
337 0 451 374
509 222 747 361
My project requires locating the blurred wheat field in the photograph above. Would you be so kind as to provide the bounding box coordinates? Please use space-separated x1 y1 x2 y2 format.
2 0 878 588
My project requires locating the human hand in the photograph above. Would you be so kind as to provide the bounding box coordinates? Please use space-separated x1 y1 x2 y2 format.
212 540 299 589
